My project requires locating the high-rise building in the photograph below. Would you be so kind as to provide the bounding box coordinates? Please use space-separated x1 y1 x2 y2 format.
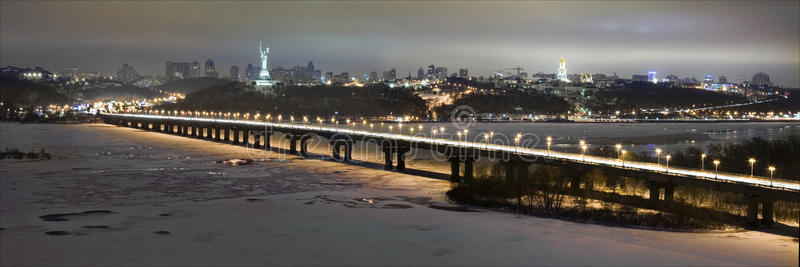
417 67 425 80
427 65 435 79
190 60 201 77
434 67 447 79
718 75 728 84
115 63 140 84
368 71 378 83
648 71 657 83
307 61 315 72
459 68 468 77
204 59 218 78
165 61 191 80
751 72 771 88
245 64 255 81
382 68 396 81
325 72 334 83
703 74 713 84
230 66 239 81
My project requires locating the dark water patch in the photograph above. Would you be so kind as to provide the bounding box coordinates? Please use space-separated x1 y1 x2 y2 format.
45 230 71 236
382 204 413 209
82 225 110 229
397 196 433 206
39 210 116 222
427 205 479 212
153 231 171 235
158 213 171 217
333 171 346 174
246 198 264 203
431 248 454 257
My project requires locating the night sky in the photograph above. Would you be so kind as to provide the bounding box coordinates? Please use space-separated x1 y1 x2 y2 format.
1 1 798 87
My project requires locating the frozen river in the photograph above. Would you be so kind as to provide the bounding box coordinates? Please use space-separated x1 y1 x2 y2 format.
0 122 797 266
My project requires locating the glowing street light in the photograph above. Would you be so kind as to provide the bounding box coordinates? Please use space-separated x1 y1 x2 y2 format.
655 148 662 165
432 129 438 139
581 144 588 161
713 160 720 178
665 154 671 173
748 158 756 177
701 153 706 170
546 136 552 157
616 144 622 159
768 166 776 186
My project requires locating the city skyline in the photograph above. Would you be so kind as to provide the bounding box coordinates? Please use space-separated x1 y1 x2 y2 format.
1 1 799 87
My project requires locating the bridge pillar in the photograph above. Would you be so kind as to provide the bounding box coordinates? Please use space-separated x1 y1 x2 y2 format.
396 146 409 170
383 146 393 169
663 183 675 202
214 128 222 141
464 156 474 183
449 155 461 182
286 134 301 154
344 141 353 161
299 135 312 157
761 199 774 225
648 181 660 201
331 141 342 160
264 132 272 149
242 130 250 146
180 125 188 136
746 195 760 227
232 129 240 145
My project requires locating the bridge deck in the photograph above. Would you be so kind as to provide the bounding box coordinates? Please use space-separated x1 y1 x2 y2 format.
104 113 800 197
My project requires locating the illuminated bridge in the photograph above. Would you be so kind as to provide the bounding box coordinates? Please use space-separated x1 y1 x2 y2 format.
101 113 799 225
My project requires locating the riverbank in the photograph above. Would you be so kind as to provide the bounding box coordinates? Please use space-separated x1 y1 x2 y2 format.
1 122 797 266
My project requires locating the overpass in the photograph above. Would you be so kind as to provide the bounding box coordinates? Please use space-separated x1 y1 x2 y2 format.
101 113 799 225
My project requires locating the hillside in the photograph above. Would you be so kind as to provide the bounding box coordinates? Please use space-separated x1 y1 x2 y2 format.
155 83 428 118
0 76 70 106
155 77 234 94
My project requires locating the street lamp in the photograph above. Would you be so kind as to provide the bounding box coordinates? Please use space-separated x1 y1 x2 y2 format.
713 160 720 178
616 144 622 159
581 144 588 161
665 154 671 173
546 136 552 157
655 148 662 165
457 131 462 146
621 150 627 167
701 153 706 170
748 158 756 177
432 129 437 139
768 166 776 186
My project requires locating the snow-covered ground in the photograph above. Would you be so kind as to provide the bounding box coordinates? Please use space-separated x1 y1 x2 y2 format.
1 123 797 266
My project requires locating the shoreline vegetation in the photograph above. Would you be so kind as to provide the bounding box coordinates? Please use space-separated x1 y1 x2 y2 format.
446 136 800 232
